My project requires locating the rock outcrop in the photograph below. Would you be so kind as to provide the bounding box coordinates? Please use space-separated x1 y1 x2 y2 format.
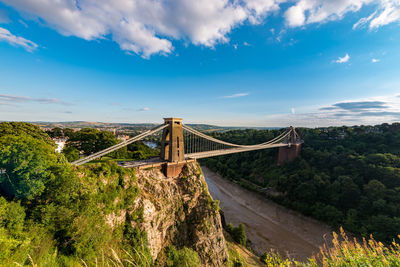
129 162 228 266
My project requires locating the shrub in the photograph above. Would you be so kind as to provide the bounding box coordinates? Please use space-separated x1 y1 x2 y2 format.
165 245 200 267
226 223 247 246
0 134 58 200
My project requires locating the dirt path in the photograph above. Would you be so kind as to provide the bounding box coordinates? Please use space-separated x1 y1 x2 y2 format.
202 166 333 262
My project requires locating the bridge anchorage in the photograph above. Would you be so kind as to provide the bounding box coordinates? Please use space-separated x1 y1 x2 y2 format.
72 118 303 177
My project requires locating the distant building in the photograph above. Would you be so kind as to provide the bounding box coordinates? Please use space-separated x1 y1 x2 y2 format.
53 138 67 153
117 135 129 141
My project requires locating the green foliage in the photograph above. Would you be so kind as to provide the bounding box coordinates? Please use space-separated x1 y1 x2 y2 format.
0 197 56 266
127 141 159 160
122 222 152 266
0 122 153 266
226 223 247 246
203 123 400 243
0 122 53 145
0 134 59 199
66 128 118 155
62 146 80 162
165 245 200 267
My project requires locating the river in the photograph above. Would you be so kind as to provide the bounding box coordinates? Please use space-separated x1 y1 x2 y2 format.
202 166 333 262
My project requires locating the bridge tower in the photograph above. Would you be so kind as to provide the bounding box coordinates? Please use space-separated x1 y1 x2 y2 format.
160 118 186 177
161 118 185 162
278 126 302 165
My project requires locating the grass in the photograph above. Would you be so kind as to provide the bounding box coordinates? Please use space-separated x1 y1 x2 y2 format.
14 228 400 266
261 227 400 267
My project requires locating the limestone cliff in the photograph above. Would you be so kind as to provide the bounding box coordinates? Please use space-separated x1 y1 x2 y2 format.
118 162 228 266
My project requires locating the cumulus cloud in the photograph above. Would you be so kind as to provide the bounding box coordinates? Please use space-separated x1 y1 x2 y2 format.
0 0 282 58
2 0 400 57
0 27 38 52
372 58 380 62
284 0 400 29
335 53 350 63
223 93 249 98
138 107 150 111
0 94 71 105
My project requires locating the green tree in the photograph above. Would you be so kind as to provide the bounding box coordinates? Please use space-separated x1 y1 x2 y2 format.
165 245 200 267
364 179 387 201
0 134 58 200
67 128 117 155
0 122 53 145
62 146 80 162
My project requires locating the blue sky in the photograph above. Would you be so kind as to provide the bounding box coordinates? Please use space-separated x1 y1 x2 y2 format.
0 0 400 127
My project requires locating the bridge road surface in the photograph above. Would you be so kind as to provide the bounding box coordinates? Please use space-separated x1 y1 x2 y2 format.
202 166 333 262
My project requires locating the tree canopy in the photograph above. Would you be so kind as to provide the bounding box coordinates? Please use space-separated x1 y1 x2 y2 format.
202 123 400 243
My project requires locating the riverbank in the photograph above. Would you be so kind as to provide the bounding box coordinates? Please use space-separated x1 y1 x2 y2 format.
202 166 333 262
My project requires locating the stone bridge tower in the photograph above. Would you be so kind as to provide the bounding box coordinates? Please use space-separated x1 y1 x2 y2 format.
160 118 186 177
278 126 302 165
161 118 185 162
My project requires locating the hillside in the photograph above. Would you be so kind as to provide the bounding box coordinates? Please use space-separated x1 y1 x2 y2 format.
202 123 400 243
0 122 228 266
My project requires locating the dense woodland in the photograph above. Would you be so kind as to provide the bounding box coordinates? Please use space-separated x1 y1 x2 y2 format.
202 123 400 243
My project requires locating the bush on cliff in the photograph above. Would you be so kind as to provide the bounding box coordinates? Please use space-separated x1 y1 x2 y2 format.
226 223 247 246
165 245 200 267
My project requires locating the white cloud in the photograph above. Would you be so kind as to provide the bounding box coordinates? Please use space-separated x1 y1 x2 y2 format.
353 10 377 29
0 94 70 105
369 0 400 29
0 0 282 58
0 27 38 52
2 0 400 57
335 53 350 63
263 94 400 127
138 107 150 111
223 93 249 98
372 58 380 62
291 107 296 114
284 0 400 30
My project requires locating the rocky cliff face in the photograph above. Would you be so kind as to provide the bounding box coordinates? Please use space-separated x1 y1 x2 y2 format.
126 162 228 266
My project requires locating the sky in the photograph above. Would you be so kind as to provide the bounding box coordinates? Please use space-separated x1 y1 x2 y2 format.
0 0 400 127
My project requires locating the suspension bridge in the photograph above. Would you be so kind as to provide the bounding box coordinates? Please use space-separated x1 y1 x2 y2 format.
71 118 303 177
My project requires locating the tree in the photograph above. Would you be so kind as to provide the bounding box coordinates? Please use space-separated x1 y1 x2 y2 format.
62 146 80 162
0 134 58 200
66 128 117 155
364 179 386 201
63 128 75 138
0 122 53 145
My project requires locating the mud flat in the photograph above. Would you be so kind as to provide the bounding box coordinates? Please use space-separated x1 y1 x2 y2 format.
202 166 333 262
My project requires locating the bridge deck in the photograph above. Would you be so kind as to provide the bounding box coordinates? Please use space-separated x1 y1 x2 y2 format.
185 143 289 159
118 157 196 169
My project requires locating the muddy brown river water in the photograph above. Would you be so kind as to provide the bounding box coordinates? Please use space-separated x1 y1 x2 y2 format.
202 166 333 262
